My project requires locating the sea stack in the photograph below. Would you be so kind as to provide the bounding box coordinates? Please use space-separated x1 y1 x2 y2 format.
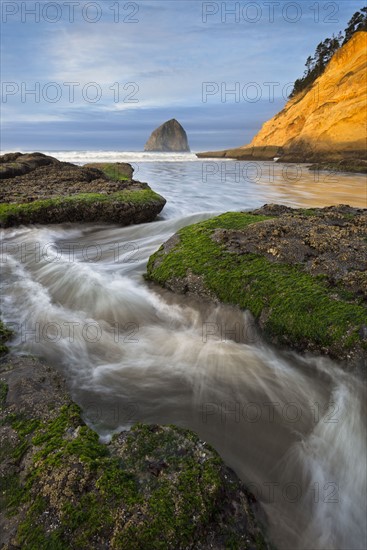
144 119 190 152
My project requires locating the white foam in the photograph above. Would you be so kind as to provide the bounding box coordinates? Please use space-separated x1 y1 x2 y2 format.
41 150 201 164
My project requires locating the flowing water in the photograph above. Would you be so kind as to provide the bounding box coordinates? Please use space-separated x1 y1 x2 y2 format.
1 152 366 549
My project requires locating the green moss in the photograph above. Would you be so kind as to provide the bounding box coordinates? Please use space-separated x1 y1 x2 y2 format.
17 496 68 550
61 493 115 547
12 439 31 461
0 320 12 355
2 401 264 548
31 404 102 466
17 416 239 548
0 188 163 226
0 416 43 517
0 414 42 463
12 405 115 546
11 417 42 438
95 457 139 502
0 474 29 515
0 381 8 408
94 163 131 181
298 208 319 217
146 212 270 284
146 212 367 355
110 424 225 549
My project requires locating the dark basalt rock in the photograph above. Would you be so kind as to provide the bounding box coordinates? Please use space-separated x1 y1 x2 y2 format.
221 205 367 300
0 152 60 179
144 119 190 152
0 153 166 227
84 162 134 180
308 158 367 174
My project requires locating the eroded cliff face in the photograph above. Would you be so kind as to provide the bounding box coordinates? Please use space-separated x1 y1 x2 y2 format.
199 32 367 162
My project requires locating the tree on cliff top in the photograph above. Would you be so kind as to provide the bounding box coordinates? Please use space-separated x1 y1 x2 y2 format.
290 7 366 97
343 7 367 44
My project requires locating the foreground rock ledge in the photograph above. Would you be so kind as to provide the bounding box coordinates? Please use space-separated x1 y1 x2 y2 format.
0 356 268 549
0 153 166 227
146 204 367 369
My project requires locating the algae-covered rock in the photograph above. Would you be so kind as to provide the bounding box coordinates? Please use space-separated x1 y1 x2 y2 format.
0 355 269 549
0 322 12 356
146 205 367 369
0 154 166 227
84 162 134 180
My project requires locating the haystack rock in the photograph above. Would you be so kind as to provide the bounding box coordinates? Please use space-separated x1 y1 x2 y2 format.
144 119 190 152
197 31 367 163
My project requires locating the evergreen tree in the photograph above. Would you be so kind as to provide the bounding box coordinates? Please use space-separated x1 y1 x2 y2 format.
290 6 366 97
343 7 367 44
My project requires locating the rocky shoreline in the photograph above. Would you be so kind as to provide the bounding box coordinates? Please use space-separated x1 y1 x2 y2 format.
0 353 269 549
196 149 367 173
0 153 166 227
147 204 367 372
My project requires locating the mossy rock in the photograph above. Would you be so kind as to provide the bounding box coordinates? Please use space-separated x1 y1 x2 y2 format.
0 187 166 227
0 321 12 356
84 162 134 180
146 205 367 367
0 153 166 227
0 356 269 549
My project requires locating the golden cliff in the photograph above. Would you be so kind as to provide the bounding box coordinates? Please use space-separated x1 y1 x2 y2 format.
198 31 367 162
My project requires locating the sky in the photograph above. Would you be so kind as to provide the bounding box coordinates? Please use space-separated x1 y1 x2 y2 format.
0 0 363 151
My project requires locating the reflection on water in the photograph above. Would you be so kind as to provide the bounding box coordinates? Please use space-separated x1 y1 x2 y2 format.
134 160 367 217
1 156 366 549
